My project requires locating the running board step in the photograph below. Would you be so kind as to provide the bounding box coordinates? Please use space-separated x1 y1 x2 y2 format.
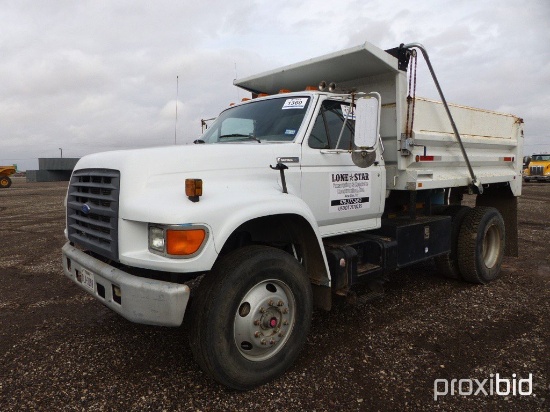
324 233 398 293
346 281 386 305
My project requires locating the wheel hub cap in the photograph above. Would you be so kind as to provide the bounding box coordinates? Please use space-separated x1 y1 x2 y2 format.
234 279 295 361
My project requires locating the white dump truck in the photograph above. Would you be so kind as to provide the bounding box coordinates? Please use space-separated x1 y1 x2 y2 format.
62 41 523 389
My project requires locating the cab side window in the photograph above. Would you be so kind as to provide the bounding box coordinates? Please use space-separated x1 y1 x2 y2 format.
308 100 354 149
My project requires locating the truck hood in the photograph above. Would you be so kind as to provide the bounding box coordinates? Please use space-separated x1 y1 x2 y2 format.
74 143 295 177
73 143 302 223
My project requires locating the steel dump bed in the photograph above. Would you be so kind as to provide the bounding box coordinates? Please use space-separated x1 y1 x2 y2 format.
236 40 523 196
383 97 523 195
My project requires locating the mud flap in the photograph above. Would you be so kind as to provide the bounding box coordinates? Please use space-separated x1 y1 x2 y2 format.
476 185 518 257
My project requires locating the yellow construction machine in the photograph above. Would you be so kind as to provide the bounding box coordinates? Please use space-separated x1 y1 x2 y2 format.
0 166 16 188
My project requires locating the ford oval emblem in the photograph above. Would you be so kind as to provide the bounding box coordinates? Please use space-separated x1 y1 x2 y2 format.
81 204 91 215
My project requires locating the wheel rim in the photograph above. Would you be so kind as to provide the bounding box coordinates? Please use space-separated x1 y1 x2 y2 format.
482 223 501 269
234 279 296 362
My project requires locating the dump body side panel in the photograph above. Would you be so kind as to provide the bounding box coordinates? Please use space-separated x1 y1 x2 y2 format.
383 98 523 195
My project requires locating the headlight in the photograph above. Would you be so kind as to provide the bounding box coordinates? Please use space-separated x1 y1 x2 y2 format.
148 226 165 252
148 224 208 258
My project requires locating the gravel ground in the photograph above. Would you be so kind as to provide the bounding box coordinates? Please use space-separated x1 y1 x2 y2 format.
0 178 548 411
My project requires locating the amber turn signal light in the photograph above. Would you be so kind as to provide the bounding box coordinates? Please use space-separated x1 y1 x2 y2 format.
185 179 202 202
166 229 206 256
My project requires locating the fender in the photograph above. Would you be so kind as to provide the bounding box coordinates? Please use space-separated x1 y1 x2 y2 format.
108 160 331 287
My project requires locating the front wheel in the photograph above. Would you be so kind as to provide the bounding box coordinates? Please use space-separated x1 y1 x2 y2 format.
188 245 313 390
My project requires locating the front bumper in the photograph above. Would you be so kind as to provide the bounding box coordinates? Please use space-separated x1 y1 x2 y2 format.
524 175 550 182
62 242 189 327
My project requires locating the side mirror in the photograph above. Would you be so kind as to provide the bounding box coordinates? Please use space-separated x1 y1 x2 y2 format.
354 97 379 148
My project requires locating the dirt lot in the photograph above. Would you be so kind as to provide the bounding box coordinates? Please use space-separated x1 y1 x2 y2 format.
0 178 548 411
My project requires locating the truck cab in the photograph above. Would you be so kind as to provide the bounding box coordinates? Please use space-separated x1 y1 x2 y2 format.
523 153 550 182
198 91 385 233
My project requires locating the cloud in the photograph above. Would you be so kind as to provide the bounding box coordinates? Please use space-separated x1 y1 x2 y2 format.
0 0 548 170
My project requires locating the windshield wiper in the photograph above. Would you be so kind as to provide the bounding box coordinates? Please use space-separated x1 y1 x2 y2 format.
219 134 261 143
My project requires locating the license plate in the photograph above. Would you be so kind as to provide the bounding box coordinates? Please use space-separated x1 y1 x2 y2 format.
80 268 95 292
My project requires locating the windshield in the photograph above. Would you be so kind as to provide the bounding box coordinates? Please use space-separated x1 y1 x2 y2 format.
201 96 311 143
532 154 550 161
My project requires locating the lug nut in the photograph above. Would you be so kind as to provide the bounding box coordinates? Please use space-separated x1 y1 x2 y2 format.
254 319 260 326
259 307 266 313
268 300 274 306
279 332 285 337
270 339 275 345
254 331 261 338
277 300 284 306
283 320 289 326
260 339 267 345
282 308 289 314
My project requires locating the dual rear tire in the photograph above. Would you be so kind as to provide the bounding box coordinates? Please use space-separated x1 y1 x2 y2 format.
436 206 505 284
434 205 471 279
457 207 505 284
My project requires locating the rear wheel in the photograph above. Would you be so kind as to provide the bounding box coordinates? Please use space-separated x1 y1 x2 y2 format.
458 207 505 284
434 205 471 279
0 176 12 188
188 245 312 390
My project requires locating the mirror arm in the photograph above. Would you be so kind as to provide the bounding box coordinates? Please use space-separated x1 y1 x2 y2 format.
334 93 355 150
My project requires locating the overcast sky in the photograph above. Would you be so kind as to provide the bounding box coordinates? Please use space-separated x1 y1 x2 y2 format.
1 0 548 171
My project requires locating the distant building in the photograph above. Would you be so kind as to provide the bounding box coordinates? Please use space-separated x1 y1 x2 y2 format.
26 158 80 182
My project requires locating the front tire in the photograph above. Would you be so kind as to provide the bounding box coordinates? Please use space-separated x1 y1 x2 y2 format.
188 245 313 390
458 207 505 284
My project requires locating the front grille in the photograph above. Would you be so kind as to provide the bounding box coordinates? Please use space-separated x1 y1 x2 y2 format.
67 169 121 261
530 166 544 176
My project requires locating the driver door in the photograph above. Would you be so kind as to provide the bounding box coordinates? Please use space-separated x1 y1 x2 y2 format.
300 99 384 237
